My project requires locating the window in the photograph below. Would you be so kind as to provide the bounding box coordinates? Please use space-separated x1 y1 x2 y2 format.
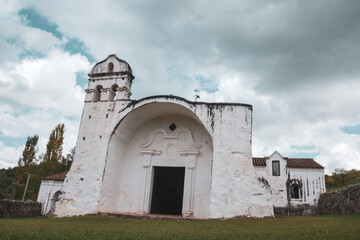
108 62 114 72
94 85 103 102
288 179 302 200
291 184 300 199
111 84 118 101
272 161 280 176
169 123 176 131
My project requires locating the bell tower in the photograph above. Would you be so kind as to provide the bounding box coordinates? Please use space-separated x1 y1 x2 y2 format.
85 54 135 102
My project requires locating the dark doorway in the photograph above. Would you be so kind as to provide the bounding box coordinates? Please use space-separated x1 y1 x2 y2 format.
150 166 185 215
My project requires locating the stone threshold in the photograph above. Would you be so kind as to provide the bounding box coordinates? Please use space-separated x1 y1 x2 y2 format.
97 212 196 221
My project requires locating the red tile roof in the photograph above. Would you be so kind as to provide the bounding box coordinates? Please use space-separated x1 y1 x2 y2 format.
284 158 324 169
252 157 324 169
252 157 267 167
42 171 68 181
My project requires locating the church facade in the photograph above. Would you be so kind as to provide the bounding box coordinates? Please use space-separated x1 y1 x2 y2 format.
50 54 324 218
54 54 273 218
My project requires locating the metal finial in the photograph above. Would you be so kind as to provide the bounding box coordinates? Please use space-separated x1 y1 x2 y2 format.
194 89 200 102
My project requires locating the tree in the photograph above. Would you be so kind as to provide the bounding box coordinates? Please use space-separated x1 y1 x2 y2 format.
18 135 39 167
333 168 348 185
59 147 75 172
42 123 65 175
0 167 17 199
43 123 65 163
13 135 39 200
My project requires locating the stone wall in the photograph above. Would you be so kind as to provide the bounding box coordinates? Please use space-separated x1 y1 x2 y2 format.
317 184 360 214
0 200 42 217
274 206 316 216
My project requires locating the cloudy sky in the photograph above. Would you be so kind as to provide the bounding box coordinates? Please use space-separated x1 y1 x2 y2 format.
1 0 359 173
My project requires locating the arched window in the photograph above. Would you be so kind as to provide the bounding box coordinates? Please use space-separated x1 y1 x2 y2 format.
110 84 118 101
108 62 114 72
94 85 103 102
290 184 300 199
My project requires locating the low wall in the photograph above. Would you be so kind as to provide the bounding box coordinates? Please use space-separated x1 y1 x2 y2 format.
274 206 316 216
318 184 360 214
0 200 42 218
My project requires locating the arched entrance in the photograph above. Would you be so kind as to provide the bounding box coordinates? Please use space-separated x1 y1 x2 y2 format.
49 191 61 214
98 102 213 218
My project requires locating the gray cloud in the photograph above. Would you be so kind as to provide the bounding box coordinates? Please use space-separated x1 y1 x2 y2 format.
1 0 360 172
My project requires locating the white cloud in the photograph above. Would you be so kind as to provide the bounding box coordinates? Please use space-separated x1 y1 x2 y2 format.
0 141 23 168
0 49 90 167
1 0 360 174
4 50 89 112
199 75 360 173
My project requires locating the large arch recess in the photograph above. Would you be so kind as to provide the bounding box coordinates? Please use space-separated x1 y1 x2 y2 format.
98 102 213 218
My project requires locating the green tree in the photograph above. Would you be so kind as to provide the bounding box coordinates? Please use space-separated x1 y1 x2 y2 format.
43 123 65 163
61 147 75 171
333 168 348 185
326 168 360 191
42 123 65 176
18 135 39 167
0 167 17 199
13 135 39 200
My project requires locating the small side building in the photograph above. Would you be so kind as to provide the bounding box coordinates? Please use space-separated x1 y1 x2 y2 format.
253 151 326 207
36 172 67 215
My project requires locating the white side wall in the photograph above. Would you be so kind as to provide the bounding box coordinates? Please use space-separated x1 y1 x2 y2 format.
254 153 326 207
207 105 273 218
267 153 288 207
288 168 326 206
37 180 63 215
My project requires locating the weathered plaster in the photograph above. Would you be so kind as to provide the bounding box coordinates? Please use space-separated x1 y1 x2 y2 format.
37 180 63 215
54 55 274 218
254 151 326 207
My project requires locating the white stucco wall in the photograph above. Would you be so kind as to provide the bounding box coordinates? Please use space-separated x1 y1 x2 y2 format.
266 152 288 207
98 115 213 218
254 151 326 207
37 180 63 215
54 55 274 218
287 168 326 206
55 97 274 218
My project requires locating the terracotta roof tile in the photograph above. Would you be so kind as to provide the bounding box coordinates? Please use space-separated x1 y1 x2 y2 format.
252 157 266 167
252 157 324 169
285 158 324 169
42 171 68 181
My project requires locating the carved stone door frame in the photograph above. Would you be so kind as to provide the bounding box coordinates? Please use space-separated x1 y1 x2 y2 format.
139 127 200 217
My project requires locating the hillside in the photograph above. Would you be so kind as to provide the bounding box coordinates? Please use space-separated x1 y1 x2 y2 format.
325 168 360 192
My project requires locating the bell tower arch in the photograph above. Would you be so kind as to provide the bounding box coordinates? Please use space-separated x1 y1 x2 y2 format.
85 54 135 102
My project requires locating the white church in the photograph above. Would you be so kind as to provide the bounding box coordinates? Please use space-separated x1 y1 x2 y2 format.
37 54 325 218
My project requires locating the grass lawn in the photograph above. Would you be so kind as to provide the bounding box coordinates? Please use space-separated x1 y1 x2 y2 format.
1 214 359 240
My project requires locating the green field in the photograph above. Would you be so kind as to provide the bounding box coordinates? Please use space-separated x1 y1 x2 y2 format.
1 214 359 240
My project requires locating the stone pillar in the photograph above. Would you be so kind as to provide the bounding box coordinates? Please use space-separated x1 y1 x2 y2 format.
109 88 116 101
139 150 161 214
92 90 100 102
180 150 199 217
84 89 93 102
116 87 132 100
100 88 109 101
